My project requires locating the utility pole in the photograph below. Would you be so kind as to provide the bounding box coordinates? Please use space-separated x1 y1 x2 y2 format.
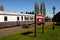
52 6 56 29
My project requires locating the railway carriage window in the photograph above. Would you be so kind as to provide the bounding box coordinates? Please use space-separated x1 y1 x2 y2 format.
25 16 29 20
17 17 19 20
30 16 33 20
21 16 23 20
4 16 7 21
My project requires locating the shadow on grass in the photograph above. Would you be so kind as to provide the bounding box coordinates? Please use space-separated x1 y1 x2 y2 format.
21 31 35 37
21 31 33 35
55 24 60 26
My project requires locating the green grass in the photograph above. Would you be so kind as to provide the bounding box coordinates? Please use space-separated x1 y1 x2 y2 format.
0 25 60 40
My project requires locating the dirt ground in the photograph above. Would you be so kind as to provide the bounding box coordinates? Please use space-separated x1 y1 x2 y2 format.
0 26 29 38
0 22 52 38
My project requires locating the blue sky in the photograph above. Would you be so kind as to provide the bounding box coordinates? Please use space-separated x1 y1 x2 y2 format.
0 0 60 17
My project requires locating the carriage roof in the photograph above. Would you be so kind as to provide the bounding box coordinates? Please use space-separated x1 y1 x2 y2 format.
0 11 34 16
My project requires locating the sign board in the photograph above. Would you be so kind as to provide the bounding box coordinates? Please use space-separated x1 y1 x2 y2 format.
36 14 44 23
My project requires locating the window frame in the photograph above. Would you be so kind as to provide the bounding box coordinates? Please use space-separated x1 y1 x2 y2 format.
4 16 7 21
17 17 19 20
30 16 33 20
25 16 29 21
21 16 23 21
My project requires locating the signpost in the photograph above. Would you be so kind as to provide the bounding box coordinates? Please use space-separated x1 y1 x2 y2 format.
36 14 44 34
34 14 44 37
36 14 44 23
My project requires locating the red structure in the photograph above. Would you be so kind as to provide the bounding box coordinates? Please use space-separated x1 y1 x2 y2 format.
36 14 44 23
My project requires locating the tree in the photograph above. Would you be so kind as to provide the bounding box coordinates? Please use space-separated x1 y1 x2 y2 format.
43 2 46 16
20 12 23 13
31 11 34 14
52 12 60 22
52 12 60 25
40 2 46 16
0 5 4 11
45 16 49 22
29 12 31 14
40 3 42 14
34 2 39 14
26 11 28 14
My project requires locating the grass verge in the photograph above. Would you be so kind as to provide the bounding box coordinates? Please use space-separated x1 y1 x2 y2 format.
0 24 60 40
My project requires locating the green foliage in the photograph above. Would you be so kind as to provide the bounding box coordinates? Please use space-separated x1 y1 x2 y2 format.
35 2 39 14
43 2 46 16
40 3 42 14
52 12 60 22
0 5 4 11
26 11 34 14
0 25 60 40
40 2 46 16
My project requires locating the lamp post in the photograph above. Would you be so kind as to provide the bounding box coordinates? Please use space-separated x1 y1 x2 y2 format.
52 6 56 29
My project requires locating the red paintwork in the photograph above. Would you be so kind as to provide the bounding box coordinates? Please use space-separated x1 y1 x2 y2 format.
36 14 44 23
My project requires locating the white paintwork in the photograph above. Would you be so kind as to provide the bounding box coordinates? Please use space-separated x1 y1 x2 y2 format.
23 16 25 21
8 16 17 21
0 11 34 22
19 16 22 21
29 16 31 21
0 15 4 22
36 16 44 18
0 11 34 16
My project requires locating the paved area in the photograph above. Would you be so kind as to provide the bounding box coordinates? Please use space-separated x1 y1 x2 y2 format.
0 22 52 38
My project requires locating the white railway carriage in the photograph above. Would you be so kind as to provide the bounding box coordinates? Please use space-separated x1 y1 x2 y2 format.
0 11 34 28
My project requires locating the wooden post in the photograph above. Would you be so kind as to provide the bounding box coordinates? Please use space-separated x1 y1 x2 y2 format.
53 22 54 29
42 23 44 34
34 13 36 37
